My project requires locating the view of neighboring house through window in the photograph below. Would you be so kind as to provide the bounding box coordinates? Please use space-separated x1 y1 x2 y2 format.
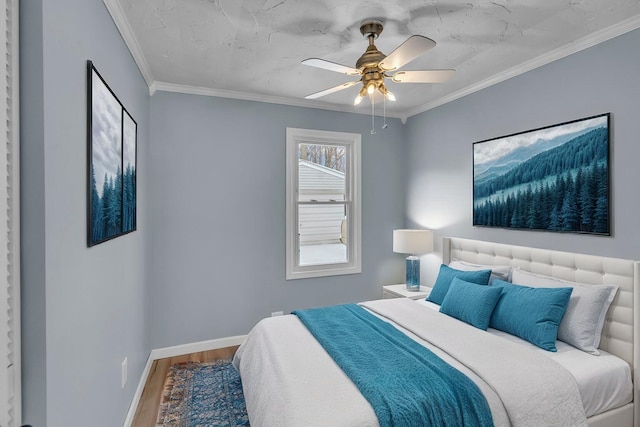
286 128 361 280
298 144 347 266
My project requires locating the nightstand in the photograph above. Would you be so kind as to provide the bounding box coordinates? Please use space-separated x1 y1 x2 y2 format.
382 284 431 300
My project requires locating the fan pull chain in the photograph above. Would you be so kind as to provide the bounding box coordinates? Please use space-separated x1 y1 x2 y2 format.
382 95 388 129
371 97 376 135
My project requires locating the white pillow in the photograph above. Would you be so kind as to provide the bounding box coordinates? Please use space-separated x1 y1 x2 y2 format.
511 268 618 355
448 260 512 283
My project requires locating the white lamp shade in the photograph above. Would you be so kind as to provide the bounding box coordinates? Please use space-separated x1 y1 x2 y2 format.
393 229 433 254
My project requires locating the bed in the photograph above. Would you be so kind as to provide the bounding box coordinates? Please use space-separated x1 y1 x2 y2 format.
233 237 639 426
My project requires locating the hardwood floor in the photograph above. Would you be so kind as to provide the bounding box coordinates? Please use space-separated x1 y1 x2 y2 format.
131 345 240 427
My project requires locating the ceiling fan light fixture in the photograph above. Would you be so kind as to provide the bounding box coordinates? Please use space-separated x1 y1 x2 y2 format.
377 83 396 102
366 83 376 95
354 86 368 105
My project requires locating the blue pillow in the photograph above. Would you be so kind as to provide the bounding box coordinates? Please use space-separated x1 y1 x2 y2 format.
489 280 573 352
439 277 503 330
427 264 492 305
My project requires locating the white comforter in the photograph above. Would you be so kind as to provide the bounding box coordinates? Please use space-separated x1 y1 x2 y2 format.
233 298 587 427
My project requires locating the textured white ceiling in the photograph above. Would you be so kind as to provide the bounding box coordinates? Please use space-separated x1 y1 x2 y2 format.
109 0 640 119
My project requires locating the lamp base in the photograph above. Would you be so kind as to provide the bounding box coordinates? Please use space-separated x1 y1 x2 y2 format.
405 256 420 291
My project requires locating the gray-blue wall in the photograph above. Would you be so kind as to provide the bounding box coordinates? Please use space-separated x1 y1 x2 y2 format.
405 27 640 286
21 1 150 426
148 92 407 348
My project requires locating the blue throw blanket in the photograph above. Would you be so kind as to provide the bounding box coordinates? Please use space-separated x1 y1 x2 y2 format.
293 304 494 427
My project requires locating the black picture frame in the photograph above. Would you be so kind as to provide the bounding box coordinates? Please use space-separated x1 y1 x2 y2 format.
473 113 610 235
87 61 137 247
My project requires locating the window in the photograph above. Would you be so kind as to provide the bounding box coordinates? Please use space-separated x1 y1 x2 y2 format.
286 128 361 280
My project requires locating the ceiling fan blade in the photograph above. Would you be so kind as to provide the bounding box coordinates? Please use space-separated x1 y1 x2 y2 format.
379 35 437 71
302 58 361 76
391 70 455 83
304 81 360 100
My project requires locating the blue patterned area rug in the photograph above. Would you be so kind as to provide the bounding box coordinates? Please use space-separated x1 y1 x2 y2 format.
156 359 250 427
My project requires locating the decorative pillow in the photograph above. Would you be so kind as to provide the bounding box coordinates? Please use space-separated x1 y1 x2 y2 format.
440 277 503 330
511 268 619 354
448 260 512 283
489 279 572 352
427 264 492 305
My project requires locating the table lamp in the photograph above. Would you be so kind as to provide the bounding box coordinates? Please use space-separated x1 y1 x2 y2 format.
393 229 433 291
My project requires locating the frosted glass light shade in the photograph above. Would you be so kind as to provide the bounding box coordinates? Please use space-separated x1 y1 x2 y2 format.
393 229 433 255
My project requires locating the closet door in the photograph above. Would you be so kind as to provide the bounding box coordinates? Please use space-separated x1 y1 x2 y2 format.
0 1 20 426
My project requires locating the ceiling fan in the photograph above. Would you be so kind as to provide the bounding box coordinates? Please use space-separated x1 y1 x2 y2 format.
302 20 455 105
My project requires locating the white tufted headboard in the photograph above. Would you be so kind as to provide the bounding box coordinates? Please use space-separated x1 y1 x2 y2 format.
443 237 639 423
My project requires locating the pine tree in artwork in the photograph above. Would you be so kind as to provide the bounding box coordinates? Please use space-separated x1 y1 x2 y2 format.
540 182 551 228
579 165 595 233
131 166 136 228
501 195 512 227
593 196 608 233
510 207 518 229
574 168 585 228
560 191 579 231
552 174 565 219
100 174 115 239
509 191 520 228
593 162 609 233
114 167 123 230
91 166 103 242
102 174 121 240
527 184 543 229
548 206 560 231
517 190 528 228
122 164 136 232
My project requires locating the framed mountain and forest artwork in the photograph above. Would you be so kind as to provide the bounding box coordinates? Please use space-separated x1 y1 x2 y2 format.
473 113 610 235
87 61 137 247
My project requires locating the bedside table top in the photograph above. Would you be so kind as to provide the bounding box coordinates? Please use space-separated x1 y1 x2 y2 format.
383 284 431 300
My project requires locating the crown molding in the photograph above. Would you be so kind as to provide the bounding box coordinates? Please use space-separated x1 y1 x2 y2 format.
153 81 405 119
102 0 155 90
404 14 640 120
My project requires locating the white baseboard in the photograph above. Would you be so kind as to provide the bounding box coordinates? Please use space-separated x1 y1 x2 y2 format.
122 335 247 427
151 335 246 360
122 352 154 427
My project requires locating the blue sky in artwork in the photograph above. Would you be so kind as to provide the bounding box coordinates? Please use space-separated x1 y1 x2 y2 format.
474 116 607 165
92 69 122 197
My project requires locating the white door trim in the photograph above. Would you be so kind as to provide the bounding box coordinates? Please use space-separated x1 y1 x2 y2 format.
2 1 20 425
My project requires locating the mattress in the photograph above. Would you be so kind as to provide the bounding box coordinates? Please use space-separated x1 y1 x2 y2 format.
235 298 633 426
416 299 632 417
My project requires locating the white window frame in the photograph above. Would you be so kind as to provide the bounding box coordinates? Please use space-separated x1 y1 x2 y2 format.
286 128 361 280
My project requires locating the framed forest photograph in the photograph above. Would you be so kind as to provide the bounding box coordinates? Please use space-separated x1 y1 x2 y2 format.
87 61 137 247
473 113 610 235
